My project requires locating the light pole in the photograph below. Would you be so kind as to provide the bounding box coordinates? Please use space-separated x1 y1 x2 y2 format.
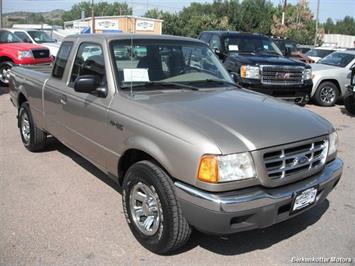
281 0 287 25
91 0 95 33
314 0 320 46
0 0 3 28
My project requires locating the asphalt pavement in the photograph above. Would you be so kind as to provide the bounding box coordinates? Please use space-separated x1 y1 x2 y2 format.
0 86 354 265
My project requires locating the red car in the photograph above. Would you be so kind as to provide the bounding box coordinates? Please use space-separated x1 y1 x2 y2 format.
0 29 53 86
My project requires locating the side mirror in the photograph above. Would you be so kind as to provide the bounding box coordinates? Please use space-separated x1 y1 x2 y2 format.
214 48 224 60
285 47 292 57
74 75 105 96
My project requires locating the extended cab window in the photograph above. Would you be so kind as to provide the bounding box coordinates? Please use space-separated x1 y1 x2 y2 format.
52 42 73 79
70 43 106 86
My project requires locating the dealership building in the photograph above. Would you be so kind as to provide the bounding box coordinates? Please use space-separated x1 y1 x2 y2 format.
64 15 163 34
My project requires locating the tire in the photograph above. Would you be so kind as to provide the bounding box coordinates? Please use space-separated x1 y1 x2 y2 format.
18 102 46 152
122 160 191 254
0 61 13 87
344 94 355 115
314 81 339 107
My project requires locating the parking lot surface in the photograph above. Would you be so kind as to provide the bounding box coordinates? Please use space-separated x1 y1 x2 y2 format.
0 87 354 265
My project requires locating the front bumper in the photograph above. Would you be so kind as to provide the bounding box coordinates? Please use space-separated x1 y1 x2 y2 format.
241 80 312 104
175 158 343 235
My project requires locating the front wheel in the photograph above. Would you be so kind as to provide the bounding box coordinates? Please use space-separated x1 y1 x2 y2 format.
314 82 339 107
0 62 13 87
122 160 191 254
344 94 355 115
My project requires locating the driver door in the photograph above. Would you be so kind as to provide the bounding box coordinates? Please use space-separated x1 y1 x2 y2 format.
58 42 114 171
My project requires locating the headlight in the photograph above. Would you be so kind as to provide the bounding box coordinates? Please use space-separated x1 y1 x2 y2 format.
197 152 256 183
17 50 33 59
351 73 355 86
240 65 260 79
303 68 312 80
328 131 338 156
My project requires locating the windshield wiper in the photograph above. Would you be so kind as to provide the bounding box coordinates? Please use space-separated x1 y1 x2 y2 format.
121 81 199 91
187 79 239 88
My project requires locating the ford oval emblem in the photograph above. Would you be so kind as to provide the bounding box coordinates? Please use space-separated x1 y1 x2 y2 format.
297 155 308 165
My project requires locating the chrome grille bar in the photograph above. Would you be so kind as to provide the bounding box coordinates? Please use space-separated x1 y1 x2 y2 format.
263 139 328 180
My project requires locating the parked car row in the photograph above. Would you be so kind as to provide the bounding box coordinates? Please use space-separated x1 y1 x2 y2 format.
0 29 53 87
8 33 343 254
199 31 355 108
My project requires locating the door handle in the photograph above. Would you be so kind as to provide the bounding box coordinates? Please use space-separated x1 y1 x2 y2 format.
60 94 67 105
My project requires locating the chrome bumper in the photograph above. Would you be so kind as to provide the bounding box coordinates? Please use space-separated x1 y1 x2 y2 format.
174 158 343 234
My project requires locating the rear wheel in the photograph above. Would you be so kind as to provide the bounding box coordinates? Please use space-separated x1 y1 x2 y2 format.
0 62 13 87
19 102 47 151
314 82 339 106
344 94 355 115
122 160 191 254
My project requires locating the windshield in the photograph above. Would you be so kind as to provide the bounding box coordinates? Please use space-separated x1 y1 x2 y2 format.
223 36 282 56
28 30 54 43
110 40 234 90
0 30 23 43
306 49 334 58
318 52 355 67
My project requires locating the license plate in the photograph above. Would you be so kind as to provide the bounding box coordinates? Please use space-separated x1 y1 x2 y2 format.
291 187 317 213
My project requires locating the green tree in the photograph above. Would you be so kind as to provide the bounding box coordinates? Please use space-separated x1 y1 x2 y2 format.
62 2 132 22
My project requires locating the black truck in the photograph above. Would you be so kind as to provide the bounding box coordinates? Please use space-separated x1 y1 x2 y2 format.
199 31 313 104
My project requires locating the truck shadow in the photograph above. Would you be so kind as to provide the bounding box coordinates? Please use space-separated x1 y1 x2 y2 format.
0 86 9 96
340 107 355 117
45 137 122 194
45 137 329 256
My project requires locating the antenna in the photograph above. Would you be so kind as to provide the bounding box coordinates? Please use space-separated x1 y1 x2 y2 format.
130 32 134 97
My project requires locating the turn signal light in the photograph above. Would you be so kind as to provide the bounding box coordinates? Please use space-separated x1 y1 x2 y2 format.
240 65 247 79
197 155 219 183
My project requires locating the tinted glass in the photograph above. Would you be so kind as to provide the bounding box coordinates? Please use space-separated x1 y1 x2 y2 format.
199 33 211 43
52 42 73 78
28 31 54 43
209 35 222 50
306 49 334 58
70 42 106 85
14 32 32 43
223 35 282 55
318 52 355 67
0 30 23 43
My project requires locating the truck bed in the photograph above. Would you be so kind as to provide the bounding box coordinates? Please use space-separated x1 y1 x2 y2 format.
21 63 53 75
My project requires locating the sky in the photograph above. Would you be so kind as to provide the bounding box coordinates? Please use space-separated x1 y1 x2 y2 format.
3 0 355 22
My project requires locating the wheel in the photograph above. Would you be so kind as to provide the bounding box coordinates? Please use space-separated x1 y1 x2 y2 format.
122 160 191 254
0 61 13 87
314 82 339 106
344 94 355 115
18 102 46 151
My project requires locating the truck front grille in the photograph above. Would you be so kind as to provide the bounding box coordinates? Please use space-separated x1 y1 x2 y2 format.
263 139 328 180
31 49 50 59
261 65 304 85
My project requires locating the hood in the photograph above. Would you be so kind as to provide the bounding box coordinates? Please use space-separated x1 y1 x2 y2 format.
127 89 333 154
229 53 306 67
310 63 340 72
0 42 48 51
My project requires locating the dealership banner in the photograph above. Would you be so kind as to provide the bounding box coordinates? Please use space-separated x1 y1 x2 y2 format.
136 20 155 31
95 19 119 30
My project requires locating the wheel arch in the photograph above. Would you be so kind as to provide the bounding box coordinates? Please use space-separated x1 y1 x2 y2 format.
318 79 342 96
0 56 14 64
117 148 173 186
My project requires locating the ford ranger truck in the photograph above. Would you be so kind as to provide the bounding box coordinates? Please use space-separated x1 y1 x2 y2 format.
8 34 343 254
0 29 52 86
199 31 313 105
